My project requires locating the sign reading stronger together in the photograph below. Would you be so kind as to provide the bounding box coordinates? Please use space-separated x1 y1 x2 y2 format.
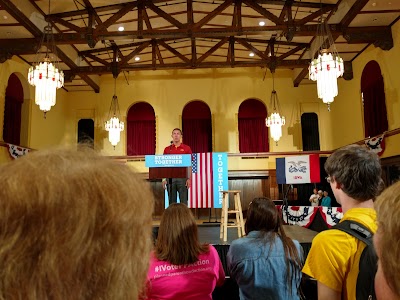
145 154 192 168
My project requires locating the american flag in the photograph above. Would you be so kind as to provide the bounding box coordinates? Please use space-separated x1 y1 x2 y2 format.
188 153 214 208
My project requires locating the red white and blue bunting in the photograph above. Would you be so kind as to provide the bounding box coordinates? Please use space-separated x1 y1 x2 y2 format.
365 133 385 156
8 144 30 159
319 206 343 227
277 206 319 228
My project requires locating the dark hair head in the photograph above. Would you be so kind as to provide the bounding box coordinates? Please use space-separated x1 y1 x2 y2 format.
172 128 182 135
155 203 208 265
245 197 302 294
245 197 279 235
325 144 382 201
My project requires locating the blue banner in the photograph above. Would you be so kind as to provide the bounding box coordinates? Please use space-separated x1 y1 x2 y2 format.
145 154 192 168
212 152 228 208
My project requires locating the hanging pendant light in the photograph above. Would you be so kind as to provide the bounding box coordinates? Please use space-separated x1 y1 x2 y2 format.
266 72 285 144
105 78 124 148
27 0 64 117
309 16 344 111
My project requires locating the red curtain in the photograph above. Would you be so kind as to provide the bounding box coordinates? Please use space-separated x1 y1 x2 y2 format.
182 119 212 153
182 101 212 153
361 61 388 138
127 120 155 155
3 96 22 145
3 74 24 145
238 118 268 153
362 76 388 138
127 102 156 155
238 99 268 153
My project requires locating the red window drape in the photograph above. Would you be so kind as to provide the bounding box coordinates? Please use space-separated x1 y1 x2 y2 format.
127 102 156 155
182 101 212 153
361 61 388 138
238 99 268 153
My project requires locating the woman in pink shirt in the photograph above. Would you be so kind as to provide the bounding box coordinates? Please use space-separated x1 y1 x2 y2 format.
145 203 225 300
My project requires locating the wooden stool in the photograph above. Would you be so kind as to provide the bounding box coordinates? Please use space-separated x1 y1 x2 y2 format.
219 190 245 242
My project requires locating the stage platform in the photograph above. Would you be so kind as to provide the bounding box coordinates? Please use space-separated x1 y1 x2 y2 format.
152 224 318 276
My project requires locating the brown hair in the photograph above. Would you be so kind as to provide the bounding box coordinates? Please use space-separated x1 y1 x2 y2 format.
0 148 154 300
324 144 382 201
375 181 400 297
155 203 208 265
172 128 182 134
245 197 302 293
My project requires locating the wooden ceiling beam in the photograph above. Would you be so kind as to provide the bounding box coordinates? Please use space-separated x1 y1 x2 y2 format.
146 1 184 29
197 37 229 63
295 5 336 26
340 0 370 28
293 67 309 87
236 38 269 60
64 59 311 76
96 3 138 31
243 0 284 25
119 41 151 65
158 40 190 63
193 0 233 29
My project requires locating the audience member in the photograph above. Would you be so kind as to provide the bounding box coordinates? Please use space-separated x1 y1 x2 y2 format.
321 191 332 207
374 181 400 300
0 148 154 300
303 145 382 300
309 188 319 206
146 203 225 299
227 197 303 300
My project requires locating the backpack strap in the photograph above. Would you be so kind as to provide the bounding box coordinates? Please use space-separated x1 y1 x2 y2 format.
332 220 373 246
332 219 376 300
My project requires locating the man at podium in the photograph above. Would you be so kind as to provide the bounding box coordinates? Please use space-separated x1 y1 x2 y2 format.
162 128 192 205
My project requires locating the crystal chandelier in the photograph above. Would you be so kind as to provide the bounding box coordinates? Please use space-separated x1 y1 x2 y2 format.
309 17 344 111
266 72 285 144
27 0 64 116
105 77 124 147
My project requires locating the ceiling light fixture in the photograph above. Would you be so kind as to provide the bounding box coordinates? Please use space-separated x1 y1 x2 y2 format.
27 0 64 117
308 17 344 111
259 21 265 26
249 52 255 57
134 56 140 61
105 77 124 148
266 72 285 144
118 26 125 31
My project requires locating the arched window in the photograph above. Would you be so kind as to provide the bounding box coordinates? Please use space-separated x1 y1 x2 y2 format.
361 61 388 138
3 74 23 145
78 119 94 148
301 113 320 151
182 101 212 153
127 102 156 155
238 99 268 153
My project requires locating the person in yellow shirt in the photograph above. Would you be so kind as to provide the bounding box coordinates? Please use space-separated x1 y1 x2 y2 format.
302 145 383 300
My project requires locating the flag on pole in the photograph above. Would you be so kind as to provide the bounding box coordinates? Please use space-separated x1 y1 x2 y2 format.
188 153 213 208
276 154 320 184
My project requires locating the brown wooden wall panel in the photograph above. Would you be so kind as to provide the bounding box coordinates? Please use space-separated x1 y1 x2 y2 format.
149 176 271 218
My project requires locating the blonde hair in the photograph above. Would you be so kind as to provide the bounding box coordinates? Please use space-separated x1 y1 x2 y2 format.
0 148 154 300
375 181 400 297
155 203 208 265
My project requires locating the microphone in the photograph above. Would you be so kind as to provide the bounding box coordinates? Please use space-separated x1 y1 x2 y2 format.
169 140 173 152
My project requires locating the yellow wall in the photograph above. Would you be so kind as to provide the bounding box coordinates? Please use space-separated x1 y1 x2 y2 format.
331 21 400 158
1 22 399 167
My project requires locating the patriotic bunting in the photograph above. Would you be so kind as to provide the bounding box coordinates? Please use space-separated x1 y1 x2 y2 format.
319 206 343 227
7 144 31 159
277 206 319 228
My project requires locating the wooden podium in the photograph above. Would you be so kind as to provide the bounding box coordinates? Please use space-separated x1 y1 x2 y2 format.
149 167 189 179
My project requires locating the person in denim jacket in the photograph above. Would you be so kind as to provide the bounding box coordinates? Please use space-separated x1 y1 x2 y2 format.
227 197 303 300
